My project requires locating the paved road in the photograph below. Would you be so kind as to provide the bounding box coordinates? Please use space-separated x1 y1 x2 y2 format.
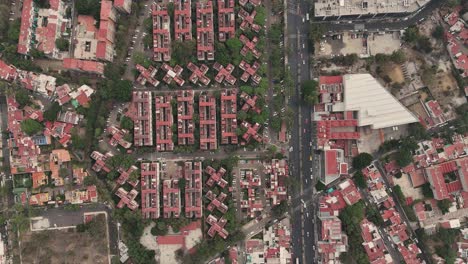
286 0 320 262
123 1 153 80
314 0 445 33
374 161 431 264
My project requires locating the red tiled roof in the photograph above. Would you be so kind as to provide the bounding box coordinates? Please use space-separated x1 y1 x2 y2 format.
63 58 105 74
0 59 17 81
408 169 427 188
156 235 185 245
18 0 33 54
319 76 343 85
325 150 338 176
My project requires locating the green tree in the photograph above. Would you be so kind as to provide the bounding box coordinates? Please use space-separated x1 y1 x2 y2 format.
43 102 61 121
254 6 266 26
271 200 288 218
309 23 325 43
352 153 373 170
353 171 367 188
366 206 384 226
7 19 20 44
315 181 326 191
403 26 420 43
390 50 406 64
408 122 428 140
120 116 134 130
55 38 70 51
59 168 69 178
437 199 452 215
20 119 43 135
171 40 196 65
15 89 31 108
301 80 318 105
396 148 413 167
432 25 444 39
0 5 10 39
76 0 101 20
113 80 133 102
421 183 434 198
178 178 186 190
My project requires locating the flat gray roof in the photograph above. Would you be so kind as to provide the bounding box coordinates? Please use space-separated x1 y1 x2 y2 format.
314 0 430 17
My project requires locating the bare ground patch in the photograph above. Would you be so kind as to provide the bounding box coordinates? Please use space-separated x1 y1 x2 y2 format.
20 214 109 264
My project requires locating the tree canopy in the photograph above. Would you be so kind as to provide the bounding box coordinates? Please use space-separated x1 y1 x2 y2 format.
301 80 318 105
353 171 367 189
55 38 70 51
15 89 31 108
43 102 61 121
352 153 373 170
20 119 43 136
437 199 452 215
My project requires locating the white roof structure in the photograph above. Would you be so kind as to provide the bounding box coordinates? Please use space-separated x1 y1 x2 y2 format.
343 74 418 129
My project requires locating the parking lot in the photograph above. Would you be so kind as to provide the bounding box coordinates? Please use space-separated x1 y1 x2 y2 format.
317 31 402 57
232 159 268 221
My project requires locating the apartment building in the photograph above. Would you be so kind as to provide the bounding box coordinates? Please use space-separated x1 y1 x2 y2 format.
141 162 160 219
174 0 193 41
199 93 217 150
220 89 238 145
155 95 174 151
153 3 172 61
128 91 154 147
177 90 195 145
184 161 203 218
217 0 235 41
196 0 215 60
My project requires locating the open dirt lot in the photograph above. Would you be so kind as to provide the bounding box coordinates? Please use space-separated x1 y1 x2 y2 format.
407 102 430 123
21 214 109 264
382 63 405 84
367 32 401 55
317 32 401 57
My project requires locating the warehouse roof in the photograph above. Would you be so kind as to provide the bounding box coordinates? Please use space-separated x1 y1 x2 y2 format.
343 74 418 129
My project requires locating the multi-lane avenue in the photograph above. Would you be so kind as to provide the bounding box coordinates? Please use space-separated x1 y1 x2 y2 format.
286 0 446 263
286 0 319 262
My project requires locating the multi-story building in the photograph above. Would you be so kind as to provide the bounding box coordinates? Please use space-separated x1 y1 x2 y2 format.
114 0 132 14
187 62 211 85
184 161 203 218
213 63 236 85
136 64 160 87
220 89 238 145
239 60 262 84
199 93 217 150
174 0 193 41
141 162 160 219
177 90 195 145
217 0 235 41
196 0 215 60
314 0 431 20
18 0 70 58
127 91 153 147
163 179 181 218
153 3 172 61
155 95 174 151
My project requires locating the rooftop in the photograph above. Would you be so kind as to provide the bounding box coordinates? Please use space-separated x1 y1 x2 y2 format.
343 74 418 129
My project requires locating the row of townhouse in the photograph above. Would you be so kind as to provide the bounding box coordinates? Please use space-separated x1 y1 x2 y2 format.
126 89 264 150
152 0 236 62
18 0 132 74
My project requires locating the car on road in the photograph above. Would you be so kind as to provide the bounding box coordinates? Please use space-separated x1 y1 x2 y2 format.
307 232 310 237
309 155 312 161
310 174 313 179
